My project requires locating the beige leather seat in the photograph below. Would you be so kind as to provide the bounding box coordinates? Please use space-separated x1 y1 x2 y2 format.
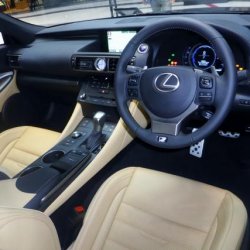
0 126 60 179
0 167 247 250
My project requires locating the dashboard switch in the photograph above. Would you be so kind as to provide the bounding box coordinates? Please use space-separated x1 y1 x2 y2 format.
138 43 149 54
72 131 82 139
80 93 86 100
200 77 213 89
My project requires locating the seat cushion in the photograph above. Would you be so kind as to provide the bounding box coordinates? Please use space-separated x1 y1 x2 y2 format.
0 126 60 178
0 207 60 250
73 167 247 250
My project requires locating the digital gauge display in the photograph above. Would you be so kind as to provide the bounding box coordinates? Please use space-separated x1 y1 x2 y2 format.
182 44 224 74
191 45 216 70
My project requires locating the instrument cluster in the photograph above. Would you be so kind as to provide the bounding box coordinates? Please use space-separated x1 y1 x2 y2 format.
154 31 246 75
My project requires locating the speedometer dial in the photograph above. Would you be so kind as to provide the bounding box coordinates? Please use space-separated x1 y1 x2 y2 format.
191 45 216 70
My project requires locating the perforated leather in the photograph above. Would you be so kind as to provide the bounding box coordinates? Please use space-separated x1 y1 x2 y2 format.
0 126 60 177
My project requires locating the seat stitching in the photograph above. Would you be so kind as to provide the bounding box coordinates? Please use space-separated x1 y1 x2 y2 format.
115 217 167 242
85 168 136 250
100 168 137 249
122 201 208 234
10 147 40 157
106 238 138 250
4 156 33 167
0 140 18 165
201 192 227 249
219 193 234 249
115 216 196 249
1 127 29 165
200 217 218 250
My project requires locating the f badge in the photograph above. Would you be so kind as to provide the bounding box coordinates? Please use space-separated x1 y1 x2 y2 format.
154 73 180 93
157 136 168 143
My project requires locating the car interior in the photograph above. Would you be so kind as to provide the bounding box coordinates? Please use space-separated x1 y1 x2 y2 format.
0 5 250 250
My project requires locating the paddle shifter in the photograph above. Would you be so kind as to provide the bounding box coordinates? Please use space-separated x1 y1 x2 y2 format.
86 111 106 150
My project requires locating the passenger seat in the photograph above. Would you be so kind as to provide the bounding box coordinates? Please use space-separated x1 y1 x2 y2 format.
0 126 60 179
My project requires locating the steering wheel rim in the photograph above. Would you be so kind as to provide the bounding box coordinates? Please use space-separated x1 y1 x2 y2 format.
114 17 237 149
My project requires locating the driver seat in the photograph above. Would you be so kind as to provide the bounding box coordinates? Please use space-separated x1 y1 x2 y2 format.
0 167 247 250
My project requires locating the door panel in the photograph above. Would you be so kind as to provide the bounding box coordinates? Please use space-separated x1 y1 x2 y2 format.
0 71 14 92
0 71 19 112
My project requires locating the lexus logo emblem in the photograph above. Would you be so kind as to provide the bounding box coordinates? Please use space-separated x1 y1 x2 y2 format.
154 73 180 93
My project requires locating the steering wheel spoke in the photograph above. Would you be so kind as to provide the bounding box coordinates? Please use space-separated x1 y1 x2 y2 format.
150 102 198 136
151 119 181 136
213 75 229 108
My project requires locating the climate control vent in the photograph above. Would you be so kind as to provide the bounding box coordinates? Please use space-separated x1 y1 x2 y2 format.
8 55 21 68
72 55 120 73
108 57 119 72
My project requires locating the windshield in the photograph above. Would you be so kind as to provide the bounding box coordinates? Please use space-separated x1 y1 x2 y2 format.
2 0 250 26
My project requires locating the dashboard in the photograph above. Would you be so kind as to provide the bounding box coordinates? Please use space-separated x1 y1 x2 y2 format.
6 14 250 111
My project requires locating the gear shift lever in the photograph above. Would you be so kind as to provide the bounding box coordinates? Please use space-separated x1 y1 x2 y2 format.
86 111 106 151
93 111 106 133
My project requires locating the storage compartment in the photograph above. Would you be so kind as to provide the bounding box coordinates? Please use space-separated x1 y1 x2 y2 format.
42 150 65 164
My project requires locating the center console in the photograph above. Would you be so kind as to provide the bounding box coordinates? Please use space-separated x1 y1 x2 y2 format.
13 111 116 210
1 30 150 212
77 75 116 107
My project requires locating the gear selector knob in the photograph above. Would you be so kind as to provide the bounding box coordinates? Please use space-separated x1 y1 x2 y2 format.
93 111 106 133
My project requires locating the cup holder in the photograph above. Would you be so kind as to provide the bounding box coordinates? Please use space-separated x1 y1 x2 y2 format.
42 150 65 164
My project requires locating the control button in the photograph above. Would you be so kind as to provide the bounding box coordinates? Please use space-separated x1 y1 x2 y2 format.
90 98 99 103
128 76 139 87
80 93 86 100
72 131 82 139
202 110 214 120
138 43 149 54
199 77 213 89
239 99 250 106
101 82 109 89
128 88 138 98
71 150 87 156
199 92 212 102
98 89 109 94
81 120 89 127
63 139 76 147
129 56 136 66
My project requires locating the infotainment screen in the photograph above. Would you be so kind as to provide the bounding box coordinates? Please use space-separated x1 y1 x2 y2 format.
107 30 137 53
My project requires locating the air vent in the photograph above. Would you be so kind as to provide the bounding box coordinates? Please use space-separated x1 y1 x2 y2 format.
109 57 119 72
8 55 20 68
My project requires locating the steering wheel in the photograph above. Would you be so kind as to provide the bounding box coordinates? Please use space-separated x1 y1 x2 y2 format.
114 17 237 149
